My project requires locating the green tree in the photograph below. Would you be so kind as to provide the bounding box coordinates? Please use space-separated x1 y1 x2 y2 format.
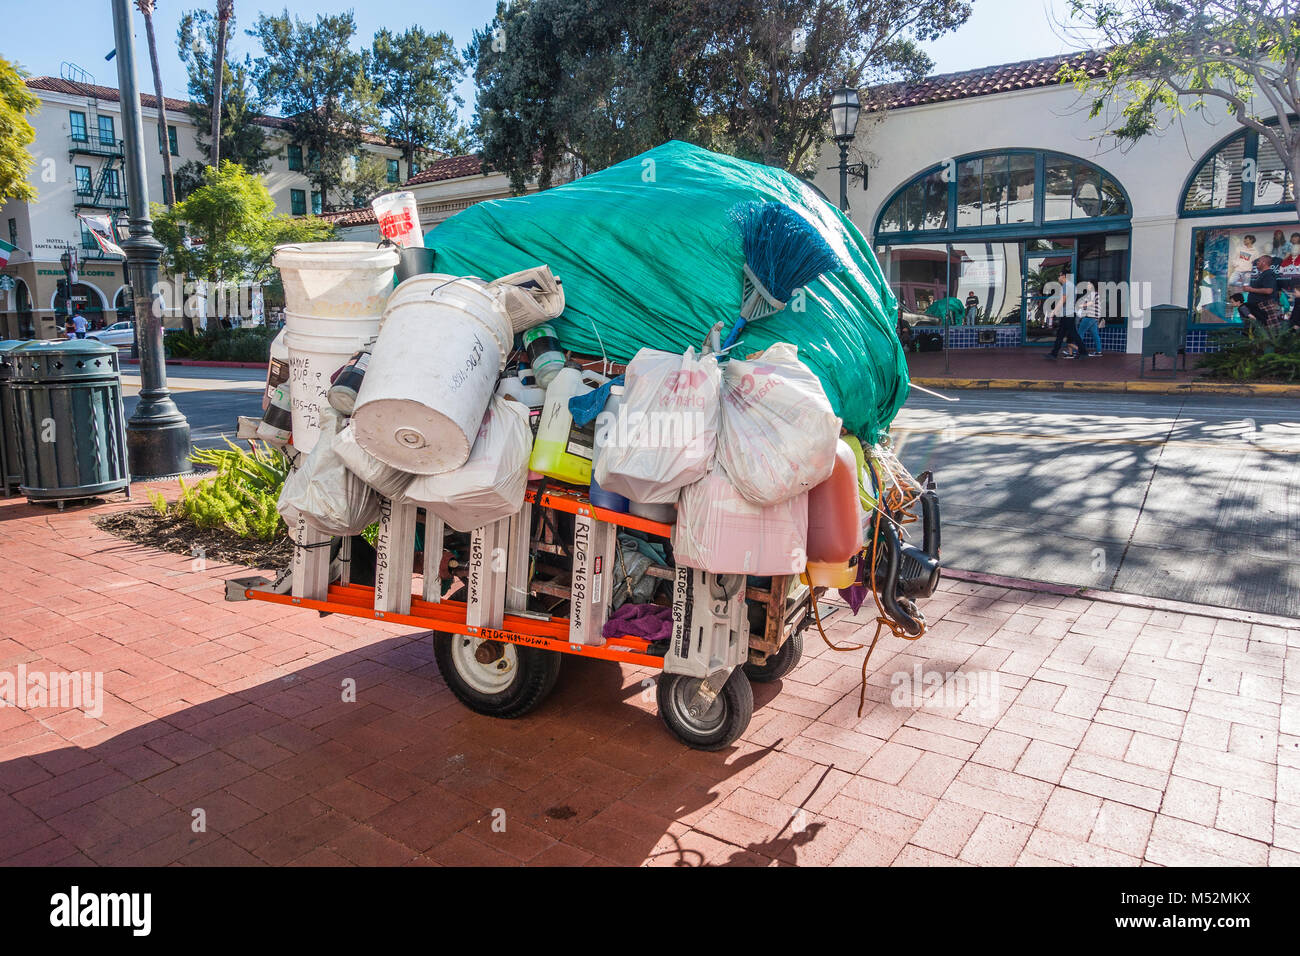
1062 0 1300 220
468 0 972 192
249 10 381 211
369 26 470 174
136 1 177 206
154 161 334 319
0 57 39 203
178 7 277 192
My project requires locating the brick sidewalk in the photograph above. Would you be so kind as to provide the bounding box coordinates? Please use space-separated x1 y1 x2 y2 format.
1 487 1296 866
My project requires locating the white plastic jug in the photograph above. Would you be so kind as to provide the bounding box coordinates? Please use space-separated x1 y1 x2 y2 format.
529 366 608 485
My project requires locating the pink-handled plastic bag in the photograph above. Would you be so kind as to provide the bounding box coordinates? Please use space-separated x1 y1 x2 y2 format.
717 342 841 506
594 347 720 504
672 461 808 575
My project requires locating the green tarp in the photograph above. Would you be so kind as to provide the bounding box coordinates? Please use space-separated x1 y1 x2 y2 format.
425 140 907 441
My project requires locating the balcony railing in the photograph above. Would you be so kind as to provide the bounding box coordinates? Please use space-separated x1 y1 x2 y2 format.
73 187 128 210
69 132 124 157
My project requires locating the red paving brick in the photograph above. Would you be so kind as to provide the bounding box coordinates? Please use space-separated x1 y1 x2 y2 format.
0 484 1297 866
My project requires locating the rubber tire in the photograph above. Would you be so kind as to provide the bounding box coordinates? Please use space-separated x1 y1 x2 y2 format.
743 626 804 683
433 632 562 719
657 669 754 751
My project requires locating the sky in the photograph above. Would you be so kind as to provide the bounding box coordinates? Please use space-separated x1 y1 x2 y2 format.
4 0 1087 125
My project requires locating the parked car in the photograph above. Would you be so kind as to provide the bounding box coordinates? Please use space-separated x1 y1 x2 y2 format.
86 321 180 348
86 321 135 348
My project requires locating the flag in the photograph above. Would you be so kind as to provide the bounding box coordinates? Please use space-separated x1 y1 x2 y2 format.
0 237 15 269
77 214 125 258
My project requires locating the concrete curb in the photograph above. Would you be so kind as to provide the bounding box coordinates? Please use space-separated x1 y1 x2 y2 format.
943 567 1300 629
911 376 1300 397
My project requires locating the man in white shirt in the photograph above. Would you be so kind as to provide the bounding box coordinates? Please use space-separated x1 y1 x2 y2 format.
72 311 88 338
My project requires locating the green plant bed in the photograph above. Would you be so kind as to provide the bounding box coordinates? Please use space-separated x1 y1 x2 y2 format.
1198 325 1300 382
166 324 278 363
150 439 290 542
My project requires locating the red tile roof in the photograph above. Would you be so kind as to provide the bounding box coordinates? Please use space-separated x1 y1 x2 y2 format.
318 206 378 227
405 153 486 186
878 50 1111 110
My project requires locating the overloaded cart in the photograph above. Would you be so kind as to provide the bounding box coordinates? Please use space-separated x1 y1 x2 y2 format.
227 141 942 750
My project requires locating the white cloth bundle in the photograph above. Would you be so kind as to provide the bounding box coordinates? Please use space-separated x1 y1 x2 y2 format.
487 265 565 333
277 408 380 536
334 424 414 499
401 396 531 532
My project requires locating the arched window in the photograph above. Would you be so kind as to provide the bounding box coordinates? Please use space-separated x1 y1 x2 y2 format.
1180 121 1297 216
876 149 1130 238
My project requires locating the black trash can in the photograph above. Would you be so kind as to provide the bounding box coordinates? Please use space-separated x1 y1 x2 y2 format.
1140 305 1189 378
8 339 131 505
0 340 25 495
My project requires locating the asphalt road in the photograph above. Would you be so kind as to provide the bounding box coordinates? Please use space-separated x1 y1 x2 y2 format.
891 389 1300 618
120 365 265 452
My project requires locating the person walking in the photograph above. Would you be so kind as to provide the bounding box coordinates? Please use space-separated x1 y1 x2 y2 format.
1241 255 1285 330
1075 281 1104 356
71 310 88 339
1046 272 1087 360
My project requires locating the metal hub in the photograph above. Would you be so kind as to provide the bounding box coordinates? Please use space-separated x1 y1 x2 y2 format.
669 677 726 733
451 635 518 694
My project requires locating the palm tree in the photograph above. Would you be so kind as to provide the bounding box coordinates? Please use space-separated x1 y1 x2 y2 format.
210 0 233 167
134 0 175 205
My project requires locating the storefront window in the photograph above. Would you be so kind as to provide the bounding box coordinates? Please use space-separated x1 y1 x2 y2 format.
878 150 1128 237
1255 137 1296 209
1191 223 1300 324
1181 122 1296 215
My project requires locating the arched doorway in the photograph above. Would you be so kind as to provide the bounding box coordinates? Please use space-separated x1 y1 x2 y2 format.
2 277 34 339
50 281 108 331
113 284 134 323
874 149 1132 349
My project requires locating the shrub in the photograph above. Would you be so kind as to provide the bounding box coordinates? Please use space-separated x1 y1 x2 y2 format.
1198 324 1300 382
176 440 289 542
166 324 278 363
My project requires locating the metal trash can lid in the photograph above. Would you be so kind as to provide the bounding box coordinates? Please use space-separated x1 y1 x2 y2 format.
0 340 26 381
9 339 122 382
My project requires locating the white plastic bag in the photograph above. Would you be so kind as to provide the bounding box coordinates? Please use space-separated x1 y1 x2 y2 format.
717 342 841 505
672 461 808 575
594 347 720 504
335 423 414 499
402 396 531 532
277 408 381 536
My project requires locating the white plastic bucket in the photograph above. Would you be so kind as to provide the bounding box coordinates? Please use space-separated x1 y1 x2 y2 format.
351 303 503 475
284 312 382 453
273 242 399 318
371 192 422 248
384 274 512 366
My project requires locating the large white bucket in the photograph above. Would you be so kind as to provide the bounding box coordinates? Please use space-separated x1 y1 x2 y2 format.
284 312 381 454
384 274 512 367
351 295 506 474
273 242 400 318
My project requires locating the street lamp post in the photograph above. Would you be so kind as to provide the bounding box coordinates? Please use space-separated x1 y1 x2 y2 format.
829 85 863 212
111 0 192 478
59 247 78 332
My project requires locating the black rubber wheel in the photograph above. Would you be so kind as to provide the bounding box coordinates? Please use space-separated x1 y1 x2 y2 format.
743 626 804 683
433 632 561 719
657 669 754 751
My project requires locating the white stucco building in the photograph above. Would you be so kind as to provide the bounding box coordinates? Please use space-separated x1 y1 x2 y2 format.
0 73 420 339
812 51 1299 355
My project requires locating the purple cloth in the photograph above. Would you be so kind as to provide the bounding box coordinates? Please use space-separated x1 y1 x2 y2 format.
602 602 673 641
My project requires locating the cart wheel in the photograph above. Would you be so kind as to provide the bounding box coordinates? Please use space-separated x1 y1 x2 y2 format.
743 626 803 684
657 669 753 751
433 633 561 719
